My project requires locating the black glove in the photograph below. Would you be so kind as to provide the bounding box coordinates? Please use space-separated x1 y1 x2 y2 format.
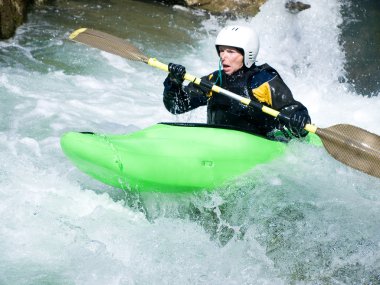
287 109 311 137
168 63 186 85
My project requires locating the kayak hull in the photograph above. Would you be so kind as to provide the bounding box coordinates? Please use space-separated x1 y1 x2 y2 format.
61 123 291 192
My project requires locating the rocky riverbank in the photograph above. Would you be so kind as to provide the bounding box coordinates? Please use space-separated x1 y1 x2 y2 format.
1 0 313 40
180 0 266 16
160 0 310 16
0 0 44 39
2 0 266 40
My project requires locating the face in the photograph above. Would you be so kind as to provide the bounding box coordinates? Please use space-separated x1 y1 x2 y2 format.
218 45 244 75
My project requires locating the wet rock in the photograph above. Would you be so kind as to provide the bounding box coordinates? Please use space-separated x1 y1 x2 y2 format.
185 0 211 8
285 1 311 14
0 0 28 39
187 0 267 16
162 0 267 17
0 0 44 40
340 0 380 96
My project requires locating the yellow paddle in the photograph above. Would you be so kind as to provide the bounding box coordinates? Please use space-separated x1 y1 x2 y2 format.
68 28 380 179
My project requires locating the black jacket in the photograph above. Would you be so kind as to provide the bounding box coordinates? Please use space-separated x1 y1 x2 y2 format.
163 64 310 139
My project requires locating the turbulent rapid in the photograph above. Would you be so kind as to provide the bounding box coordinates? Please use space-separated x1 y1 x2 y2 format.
0 0 379 284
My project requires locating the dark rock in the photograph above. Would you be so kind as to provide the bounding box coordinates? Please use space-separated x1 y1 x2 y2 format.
191 0 266 16
162 0 267 17
0 0 44 40
285 1 311 14
0 0 27 39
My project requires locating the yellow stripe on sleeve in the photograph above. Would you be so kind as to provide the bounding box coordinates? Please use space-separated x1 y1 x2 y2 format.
206 74 214 97
252 82 272 106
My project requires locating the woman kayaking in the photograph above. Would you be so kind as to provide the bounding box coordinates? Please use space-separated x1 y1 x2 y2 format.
162 25 311 140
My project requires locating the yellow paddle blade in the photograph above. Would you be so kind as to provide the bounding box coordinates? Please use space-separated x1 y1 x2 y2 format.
316 124 380 178
69 28 149 63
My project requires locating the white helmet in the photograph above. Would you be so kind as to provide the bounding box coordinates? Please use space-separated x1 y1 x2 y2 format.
215 25 260 68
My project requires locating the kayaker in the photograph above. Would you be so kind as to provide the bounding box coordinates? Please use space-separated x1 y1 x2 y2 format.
162 25 311 140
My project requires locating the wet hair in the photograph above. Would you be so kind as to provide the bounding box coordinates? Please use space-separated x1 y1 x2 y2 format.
217 45 244 56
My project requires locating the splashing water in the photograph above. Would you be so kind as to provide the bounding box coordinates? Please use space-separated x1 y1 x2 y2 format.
0 0 379 284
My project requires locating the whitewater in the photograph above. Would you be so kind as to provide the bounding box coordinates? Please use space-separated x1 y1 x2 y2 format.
0 0 379 284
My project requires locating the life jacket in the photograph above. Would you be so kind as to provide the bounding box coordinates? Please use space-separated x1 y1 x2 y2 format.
206 64 283 136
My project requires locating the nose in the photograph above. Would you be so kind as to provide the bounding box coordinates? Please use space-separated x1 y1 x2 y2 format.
220 51 227 61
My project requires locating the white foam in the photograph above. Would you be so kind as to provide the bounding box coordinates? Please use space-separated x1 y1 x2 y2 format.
1 0 379 283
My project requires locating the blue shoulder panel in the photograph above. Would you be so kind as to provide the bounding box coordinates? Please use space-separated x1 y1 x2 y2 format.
250 69 277 89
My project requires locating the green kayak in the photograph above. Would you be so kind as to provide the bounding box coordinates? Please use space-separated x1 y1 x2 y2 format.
60 123 319 193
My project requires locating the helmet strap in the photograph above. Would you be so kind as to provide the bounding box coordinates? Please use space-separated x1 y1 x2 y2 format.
216 58 223 86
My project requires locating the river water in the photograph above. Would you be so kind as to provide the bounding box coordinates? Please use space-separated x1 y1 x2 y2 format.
1 0 380 284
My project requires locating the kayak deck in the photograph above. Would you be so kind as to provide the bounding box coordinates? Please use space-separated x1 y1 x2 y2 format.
61 123 314 193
